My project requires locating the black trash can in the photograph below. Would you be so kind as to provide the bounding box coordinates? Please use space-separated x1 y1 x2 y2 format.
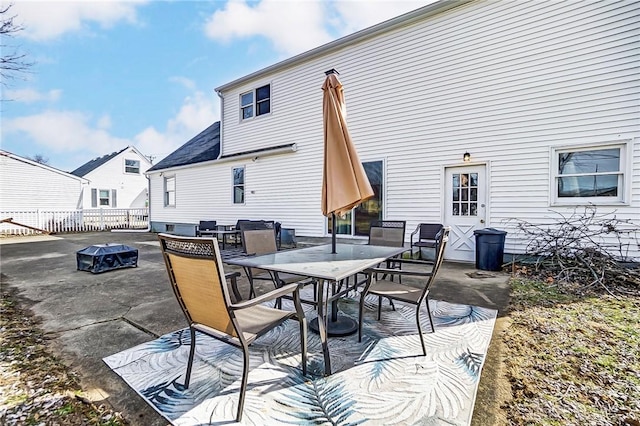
473 228 507 271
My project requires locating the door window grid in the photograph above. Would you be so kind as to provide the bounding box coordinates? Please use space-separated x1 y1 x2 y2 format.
452 173 478 216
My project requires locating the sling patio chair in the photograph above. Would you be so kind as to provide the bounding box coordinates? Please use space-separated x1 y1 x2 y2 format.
157 233 308 422
195 220 218 237
410 223 444 260
358 227 450 356
241 229 317 305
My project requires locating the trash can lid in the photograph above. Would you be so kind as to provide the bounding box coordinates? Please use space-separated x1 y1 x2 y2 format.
473 228 507 235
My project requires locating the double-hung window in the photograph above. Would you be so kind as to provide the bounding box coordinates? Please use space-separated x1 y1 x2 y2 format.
125 159 140 174
552 143 627 204
233 167 245 204
164 176 176 207
91 189 116 207
240 84 270 120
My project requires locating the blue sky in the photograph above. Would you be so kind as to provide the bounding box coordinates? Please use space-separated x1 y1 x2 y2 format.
1 0 433 172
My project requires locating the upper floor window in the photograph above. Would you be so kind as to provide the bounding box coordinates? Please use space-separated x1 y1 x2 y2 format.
552 143 626 204
125 159 140 174
164 176 176 207
233 166 245 204
240 84 270 120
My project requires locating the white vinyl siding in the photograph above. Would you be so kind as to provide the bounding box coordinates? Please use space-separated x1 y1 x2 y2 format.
0 153 85 210
156 0 638 259
80 148 151 209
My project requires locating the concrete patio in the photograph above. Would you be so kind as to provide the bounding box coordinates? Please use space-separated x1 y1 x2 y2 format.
0 231 511 425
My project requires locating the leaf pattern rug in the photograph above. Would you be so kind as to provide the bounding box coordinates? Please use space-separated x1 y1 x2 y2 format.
104 290 497 425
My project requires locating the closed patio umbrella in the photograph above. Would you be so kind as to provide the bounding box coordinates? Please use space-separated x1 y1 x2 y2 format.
321 69 374 253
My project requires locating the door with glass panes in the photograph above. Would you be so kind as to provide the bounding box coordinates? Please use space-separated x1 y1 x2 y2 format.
444 165 486 262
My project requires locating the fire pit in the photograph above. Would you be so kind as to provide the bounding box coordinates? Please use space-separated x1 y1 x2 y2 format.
76 243 138 274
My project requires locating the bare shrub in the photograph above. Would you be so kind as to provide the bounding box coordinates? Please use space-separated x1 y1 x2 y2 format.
508 206 640 295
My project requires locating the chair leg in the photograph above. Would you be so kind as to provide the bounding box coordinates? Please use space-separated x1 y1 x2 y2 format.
236 345 250 422
415 306 427 356
184 328 196 388
299 316 308 376
377 296 382 320
425 297 435 333
358 293 366 342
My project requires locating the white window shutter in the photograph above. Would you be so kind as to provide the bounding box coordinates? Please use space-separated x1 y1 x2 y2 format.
112 189 117 208
91 189 97 207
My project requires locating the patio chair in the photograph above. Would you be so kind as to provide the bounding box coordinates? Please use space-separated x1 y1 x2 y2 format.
242 229 317 304
358 227 450 355
157 233 307 422
195 220 217 237
410 223 444 260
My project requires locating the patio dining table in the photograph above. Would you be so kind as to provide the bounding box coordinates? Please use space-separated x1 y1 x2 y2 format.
225 243 407 375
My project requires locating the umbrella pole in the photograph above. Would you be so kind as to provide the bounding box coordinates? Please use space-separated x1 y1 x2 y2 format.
331 212 337 254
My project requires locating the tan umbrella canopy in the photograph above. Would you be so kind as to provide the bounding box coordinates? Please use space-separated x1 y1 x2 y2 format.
321 70 374 253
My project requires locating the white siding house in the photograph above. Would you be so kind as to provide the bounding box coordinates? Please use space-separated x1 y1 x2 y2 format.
147 0 640 261
0 150 88 211
71 146 152 209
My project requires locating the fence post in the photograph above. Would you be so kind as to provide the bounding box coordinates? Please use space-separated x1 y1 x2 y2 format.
100 208 105 231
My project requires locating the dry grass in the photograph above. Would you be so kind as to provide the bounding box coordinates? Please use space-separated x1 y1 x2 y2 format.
503 278 640 425
0 288 127 425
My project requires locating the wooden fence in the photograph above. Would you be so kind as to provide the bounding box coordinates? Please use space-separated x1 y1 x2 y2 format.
0 208 149 235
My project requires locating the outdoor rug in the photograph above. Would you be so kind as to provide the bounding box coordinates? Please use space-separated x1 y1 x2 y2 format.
104 290 497 425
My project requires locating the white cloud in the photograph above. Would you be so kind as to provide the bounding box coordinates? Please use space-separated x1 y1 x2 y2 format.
3 91 218 167
203 0 435 55
12 1 148 41
169 76 197 91
204 0 331 55
4 110 129 154
3 88 62 103
332 1 436 34
134 91 219 162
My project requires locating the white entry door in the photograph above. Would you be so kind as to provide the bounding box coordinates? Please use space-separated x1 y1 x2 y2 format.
444 165 486 262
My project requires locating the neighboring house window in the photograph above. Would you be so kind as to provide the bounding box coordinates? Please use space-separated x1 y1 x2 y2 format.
552 143 626 204
233 167 245 204
240 84 270 120
91 189 117 207
329 160 384 236
125 159 140 174
164 176 176 207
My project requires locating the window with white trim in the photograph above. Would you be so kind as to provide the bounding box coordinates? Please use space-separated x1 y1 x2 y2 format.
233 167 244 204
164 176 176 207
552 143 626 204
240 84 270 120
125 159 140 174
90 188 117 207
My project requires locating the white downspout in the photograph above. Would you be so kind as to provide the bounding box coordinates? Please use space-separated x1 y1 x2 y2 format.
216 89 224 159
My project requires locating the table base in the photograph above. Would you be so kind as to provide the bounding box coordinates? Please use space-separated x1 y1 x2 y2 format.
309 315 358 337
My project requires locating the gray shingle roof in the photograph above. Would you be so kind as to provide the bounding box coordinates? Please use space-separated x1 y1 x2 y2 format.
70 147 128 177
148 121 220 172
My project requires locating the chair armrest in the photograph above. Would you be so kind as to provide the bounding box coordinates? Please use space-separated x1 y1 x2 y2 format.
225 271 242 302
229 282 300 310
410 225 420 246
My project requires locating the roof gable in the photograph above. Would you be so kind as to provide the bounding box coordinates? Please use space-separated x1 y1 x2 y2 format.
70 147 128 177
148 121 220 172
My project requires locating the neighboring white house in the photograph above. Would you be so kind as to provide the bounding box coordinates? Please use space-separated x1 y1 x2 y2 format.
71 146 152 209
0 149 89 211
146 0 640 261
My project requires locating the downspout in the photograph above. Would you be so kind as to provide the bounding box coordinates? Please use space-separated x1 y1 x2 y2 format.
111 173 152 233
216 89 224 159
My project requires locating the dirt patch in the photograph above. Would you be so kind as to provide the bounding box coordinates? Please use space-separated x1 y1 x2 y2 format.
0 286 127 425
